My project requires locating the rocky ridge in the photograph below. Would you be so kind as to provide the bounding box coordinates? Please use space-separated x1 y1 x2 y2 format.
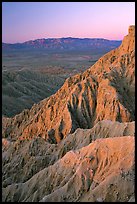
2 26 135 143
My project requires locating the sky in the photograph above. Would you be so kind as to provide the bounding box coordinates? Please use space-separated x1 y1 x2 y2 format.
2 2 135 43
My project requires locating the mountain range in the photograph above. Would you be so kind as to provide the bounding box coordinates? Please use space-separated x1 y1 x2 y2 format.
2 25 135 202
2 37 121 52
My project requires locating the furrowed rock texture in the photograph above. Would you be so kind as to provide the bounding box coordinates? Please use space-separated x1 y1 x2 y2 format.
2 120 134 187
2 136 134 202
2 26 135 143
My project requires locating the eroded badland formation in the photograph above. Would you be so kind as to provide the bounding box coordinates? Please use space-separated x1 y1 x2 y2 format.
2 25 135 202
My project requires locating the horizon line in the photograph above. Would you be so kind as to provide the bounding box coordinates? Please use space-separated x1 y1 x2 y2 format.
2 36 123 44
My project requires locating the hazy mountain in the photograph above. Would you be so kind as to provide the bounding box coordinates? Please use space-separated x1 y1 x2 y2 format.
2 37 121 52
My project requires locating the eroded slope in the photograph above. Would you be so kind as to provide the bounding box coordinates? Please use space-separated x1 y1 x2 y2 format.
2 120 134 187
2 26 135 143
2 136 134 202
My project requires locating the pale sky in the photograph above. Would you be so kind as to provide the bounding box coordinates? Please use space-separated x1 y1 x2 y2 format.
2 2 135 43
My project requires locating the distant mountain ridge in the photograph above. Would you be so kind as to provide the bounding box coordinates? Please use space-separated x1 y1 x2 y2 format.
2 37 122 51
